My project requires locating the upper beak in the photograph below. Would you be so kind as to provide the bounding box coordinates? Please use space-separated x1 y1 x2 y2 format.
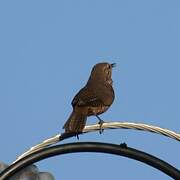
111 63 116 68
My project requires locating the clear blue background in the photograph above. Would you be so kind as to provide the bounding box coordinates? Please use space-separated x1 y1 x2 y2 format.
0 1 179 179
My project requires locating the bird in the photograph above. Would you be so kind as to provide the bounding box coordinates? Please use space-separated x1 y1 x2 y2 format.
63 62 115 135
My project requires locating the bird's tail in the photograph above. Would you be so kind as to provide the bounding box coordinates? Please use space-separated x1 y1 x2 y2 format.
63 110 87 133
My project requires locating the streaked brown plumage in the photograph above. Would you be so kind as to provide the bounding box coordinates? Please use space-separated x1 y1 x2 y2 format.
63 62 115 134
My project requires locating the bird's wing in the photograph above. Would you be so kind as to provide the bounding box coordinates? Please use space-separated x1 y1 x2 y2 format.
71 87 104 107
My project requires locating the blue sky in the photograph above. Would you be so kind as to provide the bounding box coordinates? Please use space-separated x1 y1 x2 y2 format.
0 0 180 179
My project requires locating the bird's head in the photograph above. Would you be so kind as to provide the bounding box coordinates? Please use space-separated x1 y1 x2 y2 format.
88 62 116 85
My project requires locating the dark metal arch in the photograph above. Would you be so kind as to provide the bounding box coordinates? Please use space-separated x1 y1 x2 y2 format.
0 142 180 179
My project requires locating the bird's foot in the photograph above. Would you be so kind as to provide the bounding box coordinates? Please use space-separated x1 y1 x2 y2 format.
96 115 105 134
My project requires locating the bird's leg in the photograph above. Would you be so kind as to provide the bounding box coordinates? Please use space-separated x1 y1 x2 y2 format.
96 115 104 134
76 134 79 140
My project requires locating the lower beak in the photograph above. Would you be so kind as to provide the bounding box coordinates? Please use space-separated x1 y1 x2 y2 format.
111 63 116 68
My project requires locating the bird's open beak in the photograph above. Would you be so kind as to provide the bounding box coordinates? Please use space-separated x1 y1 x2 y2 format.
111 63 116 68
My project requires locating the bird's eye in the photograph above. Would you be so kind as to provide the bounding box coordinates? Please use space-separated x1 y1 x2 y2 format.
106 64 111 69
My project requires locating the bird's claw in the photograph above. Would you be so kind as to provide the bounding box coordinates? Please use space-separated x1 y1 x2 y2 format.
96 116 105 134
95 115 105 134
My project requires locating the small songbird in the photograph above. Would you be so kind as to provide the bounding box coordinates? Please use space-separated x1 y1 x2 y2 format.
63 62 115 134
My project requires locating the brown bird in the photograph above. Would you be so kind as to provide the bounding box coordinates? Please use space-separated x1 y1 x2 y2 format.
63 62 115 135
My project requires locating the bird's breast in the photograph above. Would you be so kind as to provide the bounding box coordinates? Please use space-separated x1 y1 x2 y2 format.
87 106 109 116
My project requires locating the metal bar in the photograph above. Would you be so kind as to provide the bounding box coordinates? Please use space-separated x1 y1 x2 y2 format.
1 142 180 179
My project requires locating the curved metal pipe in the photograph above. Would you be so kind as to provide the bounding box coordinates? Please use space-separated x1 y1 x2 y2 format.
0 142 180 179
